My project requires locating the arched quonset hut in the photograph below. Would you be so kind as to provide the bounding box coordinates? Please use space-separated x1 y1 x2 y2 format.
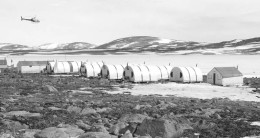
100 64 125 80
46 61 81 74
17 61 48 73
123 64 171 82
169 67 203 83
79 62 103 77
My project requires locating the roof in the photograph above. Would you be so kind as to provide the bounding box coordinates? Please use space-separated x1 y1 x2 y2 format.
17 61 48 66
214 67 243 78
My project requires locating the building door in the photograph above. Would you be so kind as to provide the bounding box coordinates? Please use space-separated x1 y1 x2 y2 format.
213 73 216 84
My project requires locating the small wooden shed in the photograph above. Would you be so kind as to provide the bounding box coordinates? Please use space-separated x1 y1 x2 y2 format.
207 67 243 86
0 57 7 72
17 61 48 73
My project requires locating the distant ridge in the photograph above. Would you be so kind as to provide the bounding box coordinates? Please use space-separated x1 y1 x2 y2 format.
1 36 260 55
37 42 97 50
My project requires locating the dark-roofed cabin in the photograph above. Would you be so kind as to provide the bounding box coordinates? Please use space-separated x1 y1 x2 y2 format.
0 57 7 73
207 67 243 86
17 61 48 73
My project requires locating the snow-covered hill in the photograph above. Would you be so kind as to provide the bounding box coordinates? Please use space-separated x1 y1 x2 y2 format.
0 43 31 50
1 36 260 55
38 42 96 50
95 36 260 54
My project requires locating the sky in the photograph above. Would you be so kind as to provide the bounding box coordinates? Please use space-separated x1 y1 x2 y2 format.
1 0 260 46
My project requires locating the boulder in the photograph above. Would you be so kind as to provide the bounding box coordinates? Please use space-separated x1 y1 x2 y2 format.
78 132 113 138
4 111 41 118
109 122 127 135
59 125 85 137
76 120 92 131
1 119 29 131
121 130 133 138
48 107 63 111
81 108 96 115
96 107 112 113
0 133 14 138
34 127 69 138
34 126 84 138
44 85 58 92
135 118 192 138
91 124 109 133
67 106 82 114
119 114 151 124
22 129 41 138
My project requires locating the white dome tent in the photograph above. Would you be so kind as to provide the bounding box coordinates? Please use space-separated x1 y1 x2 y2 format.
79 62 103 77
100 64 125 80
170 67 203 83
46 61 82 74
123 64 172 82
54 61 71 73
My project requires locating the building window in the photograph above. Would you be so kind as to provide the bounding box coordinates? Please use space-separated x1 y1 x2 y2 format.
123 71 125 76
131 72 134 77
170 72 173 77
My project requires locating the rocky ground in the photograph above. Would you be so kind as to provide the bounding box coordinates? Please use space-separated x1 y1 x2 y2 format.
1 70 260 138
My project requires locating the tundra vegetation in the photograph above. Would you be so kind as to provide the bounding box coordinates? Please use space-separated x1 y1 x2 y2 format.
1 68 260 138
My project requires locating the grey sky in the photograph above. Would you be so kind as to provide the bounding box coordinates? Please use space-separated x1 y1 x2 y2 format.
0 0 260 46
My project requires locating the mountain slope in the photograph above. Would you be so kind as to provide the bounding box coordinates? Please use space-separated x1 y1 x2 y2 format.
0 43 31 50
38 42 96 50
95 36 260 54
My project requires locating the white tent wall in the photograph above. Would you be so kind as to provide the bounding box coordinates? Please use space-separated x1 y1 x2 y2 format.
62 62 71 73
157 66 172 80
101 64 125 79
85 64 95 77
193 67 203 82
186 67 197 82
54 62 65 73
170 67 190 82
138 65 150 81
70 61 81 73
143 65 161 81
46 61 55 73
124 65 143 82
21 66 46 73
115 65 125 79
91 62 103 77
79 62 103 77
124 64 166 82
170 67 203 83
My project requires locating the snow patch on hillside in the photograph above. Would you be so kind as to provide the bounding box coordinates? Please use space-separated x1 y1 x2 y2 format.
38 43 67 49
155 39 172 43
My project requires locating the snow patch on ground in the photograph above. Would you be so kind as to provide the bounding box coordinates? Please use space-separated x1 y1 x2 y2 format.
106 83 260 102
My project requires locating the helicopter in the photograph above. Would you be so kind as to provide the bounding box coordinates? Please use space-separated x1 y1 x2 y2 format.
21 16 40 23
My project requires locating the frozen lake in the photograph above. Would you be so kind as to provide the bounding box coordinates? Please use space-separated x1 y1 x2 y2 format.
6 54 260 76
